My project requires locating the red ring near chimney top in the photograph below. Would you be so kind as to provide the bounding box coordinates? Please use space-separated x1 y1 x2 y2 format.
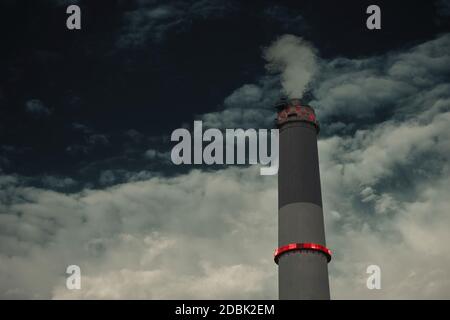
274 243 332 264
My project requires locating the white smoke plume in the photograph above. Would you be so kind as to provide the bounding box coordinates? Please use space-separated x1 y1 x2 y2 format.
264 35 318 98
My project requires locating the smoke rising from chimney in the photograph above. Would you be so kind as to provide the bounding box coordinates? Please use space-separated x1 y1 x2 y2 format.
264 35 318 99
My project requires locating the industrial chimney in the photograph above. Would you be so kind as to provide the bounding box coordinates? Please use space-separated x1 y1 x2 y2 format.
274 98 331 300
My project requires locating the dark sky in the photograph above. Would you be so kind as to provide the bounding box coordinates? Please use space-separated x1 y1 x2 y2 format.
0 0 449 183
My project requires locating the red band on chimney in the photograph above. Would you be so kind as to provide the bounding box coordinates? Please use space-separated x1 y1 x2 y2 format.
276 104 320 132
274 243 332 264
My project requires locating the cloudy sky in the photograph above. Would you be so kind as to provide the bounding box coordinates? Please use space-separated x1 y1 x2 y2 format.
1 0 450 299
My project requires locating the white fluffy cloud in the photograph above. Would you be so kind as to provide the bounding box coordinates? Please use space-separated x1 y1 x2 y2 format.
1 106 449 298
311 34 450 122
319 111 450 299
0 167 277 299
200 77 280 129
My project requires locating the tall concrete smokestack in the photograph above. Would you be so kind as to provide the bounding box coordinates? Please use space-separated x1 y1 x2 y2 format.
274 98 331 300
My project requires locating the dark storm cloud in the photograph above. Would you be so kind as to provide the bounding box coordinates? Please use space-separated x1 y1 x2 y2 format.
65 144 89 156
65 127 112 159
117 5 181 47
98 170 116 186
200 76 280 129
86 134 109 146
98 168 159 186
0 156 10 170
25 99 51 117
116 0 238 47
42 176 77 189
72 123 92 134
124 129 144 143
311 34 450 131
144 148 170 161
263 5 306 33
